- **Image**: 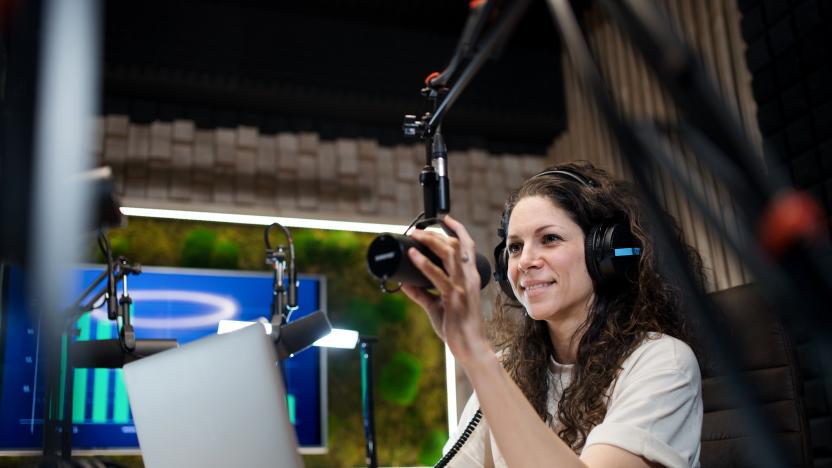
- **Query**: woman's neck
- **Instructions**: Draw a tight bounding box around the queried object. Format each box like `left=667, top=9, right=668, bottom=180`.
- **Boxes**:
left=545, top=298, right=594, bottom=364
left=546, top=316, right=584, bottom=364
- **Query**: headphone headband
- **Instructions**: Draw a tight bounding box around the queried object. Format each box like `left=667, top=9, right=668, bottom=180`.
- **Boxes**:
left=493, top=167, right=639, bottom=298
left=496, top=168, right=594, bottom=237
left=529, top=169, right=597, bottom=188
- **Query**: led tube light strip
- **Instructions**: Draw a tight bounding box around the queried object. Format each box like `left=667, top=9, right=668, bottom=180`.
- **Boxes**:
left=128, top=206, right=455, bottom=419
left=217, top=320, right=359, bottom=349
left=120, top=207, right=411, bottom=234
left=445, top=345, right=458, bottom=437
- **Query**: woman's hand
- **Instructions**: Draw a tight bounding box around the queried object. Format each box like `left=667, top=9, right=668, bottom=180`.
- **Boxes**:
left=400, top=215, right=491, bottom=365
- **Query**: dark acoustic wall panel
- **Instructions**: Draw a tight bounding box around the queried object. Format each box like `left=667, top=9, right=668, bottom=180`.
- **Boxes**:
left=740, top=0, right=832, bottom=223
left=739, top=1, right=832, bottom=466
left=0, top=0, right=41, bottom=264
left=100, top=0, right=566, bottom=155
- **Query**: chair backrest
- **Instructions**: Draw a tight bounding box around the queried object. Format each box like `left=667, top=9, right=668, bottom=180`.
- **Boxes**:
left=782, top=293, right=832, bottom=467
left=701, top=283, right=813, bottom=467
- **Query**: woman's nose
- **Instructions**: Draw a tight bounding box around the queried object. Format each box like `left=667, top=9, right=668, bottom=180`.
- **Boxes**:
left=517, top=247, right=542, bottom=272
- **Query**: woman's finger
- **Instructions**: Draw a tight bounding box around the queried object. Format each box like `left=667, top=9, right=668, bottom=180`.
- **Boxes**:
left=407, top=246, right=456, bottom=296
left=443, top=215, right=476, bottom=253
left=442, top=215, right=481, bottom=289
left=411, top=229, right=462, bottom=279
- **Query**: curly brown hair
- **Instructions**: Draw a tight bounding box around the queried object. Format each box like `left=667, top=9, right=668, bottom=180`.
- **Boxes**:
left=489, top=161, right=703, bottom=451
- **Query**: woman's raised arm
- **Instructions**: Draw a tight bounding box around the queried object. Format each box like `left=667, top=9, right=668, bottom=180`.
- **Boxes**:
left=402, top=215, right=653, bottom=468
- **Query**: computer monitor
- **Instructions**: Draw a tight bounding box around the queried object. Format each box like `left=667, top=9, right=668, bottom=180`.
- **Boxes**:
left=0, top=264, right=327, bottom=455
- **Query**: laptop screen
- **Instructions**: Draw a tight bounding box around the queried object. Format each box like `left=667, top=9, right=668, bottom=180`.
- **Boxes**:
left=123, top=321, right=304, bottom=468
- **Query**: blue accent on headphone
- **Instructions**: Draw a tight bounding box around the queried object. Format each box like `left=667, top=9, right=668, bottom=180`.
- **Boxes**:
left=614, top=247, right=641, bottom=257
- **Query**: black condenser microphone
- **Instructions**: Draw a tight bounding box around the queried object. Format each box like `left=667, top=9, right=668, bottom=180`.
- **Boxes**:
left=367, top=234, right=491, bottom=290
left=433, top=133, right=451, bottom=214
left=73, top=339, right=178, bottom=368
left=273, top=310, right=332, bottom=359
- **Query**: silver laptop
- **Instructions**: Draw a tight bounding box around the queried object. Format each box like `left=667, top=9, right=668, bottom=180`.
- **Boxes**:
left=123, top=321, right=304, bottom=468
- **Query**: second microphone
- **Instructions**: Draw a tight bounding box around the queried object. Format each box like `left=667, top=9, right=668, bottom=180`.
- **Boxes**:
left=367, top=233, right=491, bottom=290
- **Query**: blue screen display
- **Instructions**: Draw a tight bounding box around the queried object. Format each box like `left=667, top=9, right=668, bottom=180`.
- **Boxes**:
left=0, top=265, right=326, bottom=452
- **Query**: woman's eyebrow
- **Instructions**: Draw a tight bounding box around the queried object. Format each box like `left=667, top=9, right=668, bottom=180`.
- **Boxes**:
left=507, top=225, right=564, bottom=240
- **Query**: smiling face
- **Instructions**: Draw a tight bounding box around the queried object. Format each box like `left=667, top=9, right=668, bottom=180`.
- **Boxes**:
left=506, top=195, right=596, bottom=327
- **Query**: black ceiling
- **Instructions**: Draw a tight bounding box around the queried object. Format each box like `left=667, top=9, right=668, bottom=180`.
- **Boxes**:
left=102, top=0, right=566, bottom=154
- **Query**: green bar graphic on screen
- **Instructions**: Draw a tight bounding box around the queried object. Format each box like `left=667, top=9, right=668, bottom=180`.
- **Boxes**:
left=59, top=335, right=67, bottom=419
left=72, top=314, right=92, bottom=423
left=91, top=319, right=113, bottom=423
left=113, top=369, right=130, bottom=423
left=287, top=394, right=296, bottom=425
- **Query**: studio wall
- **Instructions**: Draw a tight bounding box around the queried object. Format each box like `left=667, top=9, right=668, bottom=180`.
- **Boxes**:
left=548, top=0, right=761, bottom=292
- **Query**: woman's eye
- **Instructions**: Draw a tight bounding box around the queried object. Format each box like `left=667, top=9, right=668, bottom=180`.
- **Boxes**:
left=506, top=243, right=522, bottom=255
left=542, top=234, right=562, bottom=244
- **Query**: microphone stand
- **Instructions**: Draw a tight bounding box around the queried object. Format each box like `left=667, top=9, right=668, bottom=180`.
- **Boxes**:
left=360, top=336, right=379, bottom=468
left=58, top=261, right=136, bottom=460
left=47, top=230, right=175, bottom=461
left=118, top=257, right=136, bottom=353
left=264, top=222, right=296, bottom=394
left=263, top=223, right=332, bottom=361
left=42, top=230, right=131, bottom=460
left=264, top=223, right=298, bottom=332
left=402, top=0, right=533, bottom=227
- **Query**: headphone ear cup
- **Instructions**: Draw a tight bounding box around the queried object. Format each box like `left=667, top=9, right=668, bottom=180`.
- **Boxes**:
left=588, top=223, right=641, bottom=288
left=493, top=240, right=507, bottom=282
left=493, top=241, right=515, bottom=298
left=585, top=225, right=604, bottom=287
left=603, top=223, right=641, bottom=285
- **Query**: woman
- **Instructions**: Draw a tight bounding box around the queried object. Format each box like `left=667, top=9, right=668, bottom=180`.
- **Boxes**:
left=403, top=162, right=703, bottom=468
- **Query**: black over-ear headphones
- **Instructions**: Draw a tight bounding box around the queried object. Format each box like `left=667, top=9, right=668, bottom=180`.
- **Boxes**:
left=492, top=169, right=641, bottom=298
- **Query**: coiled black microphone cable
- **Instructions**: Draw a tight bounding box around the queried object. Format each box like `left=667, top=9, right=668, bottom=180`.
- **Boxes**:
left=434, top=408, right=483, bottom=467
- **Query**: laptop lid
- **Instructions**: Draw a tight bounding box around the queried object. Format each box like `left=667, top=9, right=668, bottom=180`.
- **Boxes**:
left=123, top=321, right=304, bottom=468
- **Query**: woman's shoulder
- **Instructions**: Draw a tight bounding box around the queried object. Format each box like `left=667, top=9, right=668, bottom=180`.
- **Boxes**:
left=622, top=333, right=699, bottom=375
left=609, top=334, right=701, bottom=405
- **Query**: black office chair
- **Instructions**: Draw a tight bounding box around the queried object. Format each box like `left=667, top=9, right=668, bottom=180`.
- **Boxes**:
left=700, top=283, right=813, bottom=467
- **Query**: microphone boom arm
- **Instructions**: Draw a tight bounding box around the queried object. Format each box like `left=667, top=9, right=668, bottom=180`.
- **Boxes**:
left=403, top=0, right=533, bottom=221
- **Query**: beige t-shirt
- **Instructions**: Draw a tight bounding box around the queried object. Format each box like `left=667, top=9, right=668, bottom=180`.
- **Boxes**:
left=443, top=334, right=702, bottom=468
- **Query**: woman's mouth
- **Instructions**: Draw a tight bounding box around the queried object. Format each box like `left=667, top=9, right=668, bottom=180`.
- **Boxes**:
left=522, top=281, right=555, bottom=298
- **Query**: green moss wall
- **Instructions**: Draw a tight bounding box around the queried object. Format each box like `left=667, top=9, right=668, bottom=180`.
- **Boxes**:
left=97, top=218, right=448, bottom=467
